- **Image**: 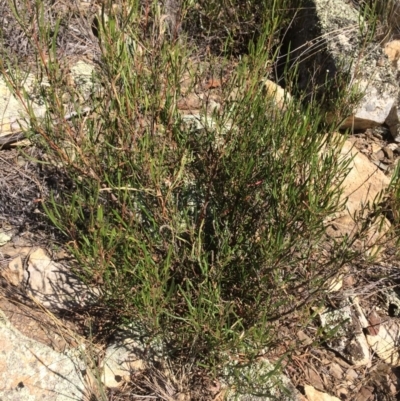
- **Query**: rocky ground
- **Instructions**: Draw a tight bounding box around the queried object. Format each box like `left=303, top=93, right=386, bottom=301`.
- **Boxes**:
left=2, top=0, right=400, bottom=400
left=1, top=76, right=400, bottom=401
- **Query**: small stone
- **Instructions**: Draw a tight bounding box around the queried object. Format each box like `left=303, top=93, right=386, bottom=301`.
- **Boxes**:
left=383, top=146, right=394, bottom=161
left=297, top=330, right=313, bottom=346
left=304, top=385, right=341, bottom=401
left=305, top=367, right=324, bottom=391
left=371, top=143, right=382, bottom=153
left=386, top=143, right=398, bottom=151
left=333, top=357, right=351, bottom=369
left=327, top=275, right=343, bottom=292
left=261, top=79, right=292, bottom=110
left=329, top=363, right=343, bottom=379
left=343, top=275, right=355, bottom=288
left=1, top=256, right=24, bottom=286
left=345, top=369, right=358, bottom=381
left=371, top=150, right=385, bottom=162
left=102, top=341, right=145, bottom=388
left=366, top=310, right=381, bottom=336
left=384, top=40, right=400, bottom=64
left=0, top=232, right=11, bottom=246
left=319, top=305, right=370, bottom=366
left=355, top=386, right=374, bottom=401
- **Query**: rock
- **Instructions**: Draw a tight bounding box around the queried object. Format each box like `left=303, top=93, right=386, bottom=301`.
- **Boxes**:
left=0, top=310, right=84, bottom=401
left=326, top=275, right=343, bottom=292
left=0, top=232, right=11, bottom=246
left=305, top=366, right=324, bottom=391
left=261, top=79, right=292, bottom=111
left=384, top=40, right=400, bottom=66
left=336, top=388, right=348, bottom=399
left=101, top=322, right=165, bottom=389
left=319, top=304, right=370, bottom=366
left=355, top=386, right=374, bottom=401
left=304, top=385, right=341, bottom=401
left=26, top=248, right=98, bottom=310
left=383, top=289, right=400, bottom=317
left=284, top=0, right=400, bottom=138
left=223, top=357, right=303, bottom=401
left=69, top=60, right=97, bottom=101
left=371, top=142, right=382, bottom=153
left=370, top=149, right=385, bottom=162
left=345, top=368, right=358, bottom=382
left=0, top=244, right=32, bottom=259
left=1, top=256, right=24, bottom=286
left=325, top=140, right=391, bottom=254
left=341, top=81, right=398, bottom=135
left=297, top=330, right=313, bottom=346
left=0, top=74, right=46, bottom=138
left=383, top=146, right=394, bottom=161
left=0, top=60, right=97, bottom=141
left=352, top=298, right=400, bottom=366
left=102, top=341, right=145, bottom=388
left=339, top=140, right=390, bottom=217
left=328, top=363, right=343, bottom=380
left=339, top=139, right=392, bottom=199
left=366, top=319, right=400, bottom=366
left=283, top=0, right=360, bottom=96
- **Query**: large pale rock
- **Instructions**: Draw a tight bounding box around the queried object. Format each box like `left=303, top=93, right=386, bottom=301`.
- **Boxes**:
left=0, top=310, right=84, bottom=401
left=285, top=0, right=400, bottom=138
left=26, top=248, right=98, bottom=310
left=0, top=61, right=97, bottom=140
left=325, top=141, right=391, bottom=260
left=0, top=74, right=46, bottom=137
left=341, top=82, right=397, bottom=132
left=326, top=214, right=390, bottom=258
left=283, top=0, right=360, bottom=94
left=340, top=140, right=390, bottom=206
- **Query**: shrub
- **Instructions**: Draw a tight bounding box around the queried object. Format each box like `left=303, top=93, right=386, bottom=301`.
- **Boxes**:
left=2, top=0, right=398, bottom=396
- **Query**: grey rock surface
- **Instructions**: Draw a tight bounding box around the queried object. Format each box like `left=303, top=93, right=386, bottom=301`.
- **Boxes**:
left=0, top=310, right=84, bottom=401
left=285, top=0, right=400, bottom=138
left=319, top=303, right=370, bottom=366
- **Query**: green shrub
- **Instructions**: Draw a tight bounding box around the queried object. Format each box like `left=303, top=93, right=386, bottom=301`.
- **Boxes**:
left=2, top=0, right=398, bottom=396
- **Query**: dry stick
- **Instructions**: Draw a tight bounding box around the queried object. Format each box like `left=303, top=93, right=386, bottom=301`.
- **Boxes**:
left=0, top=132, right=26, bottom=146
